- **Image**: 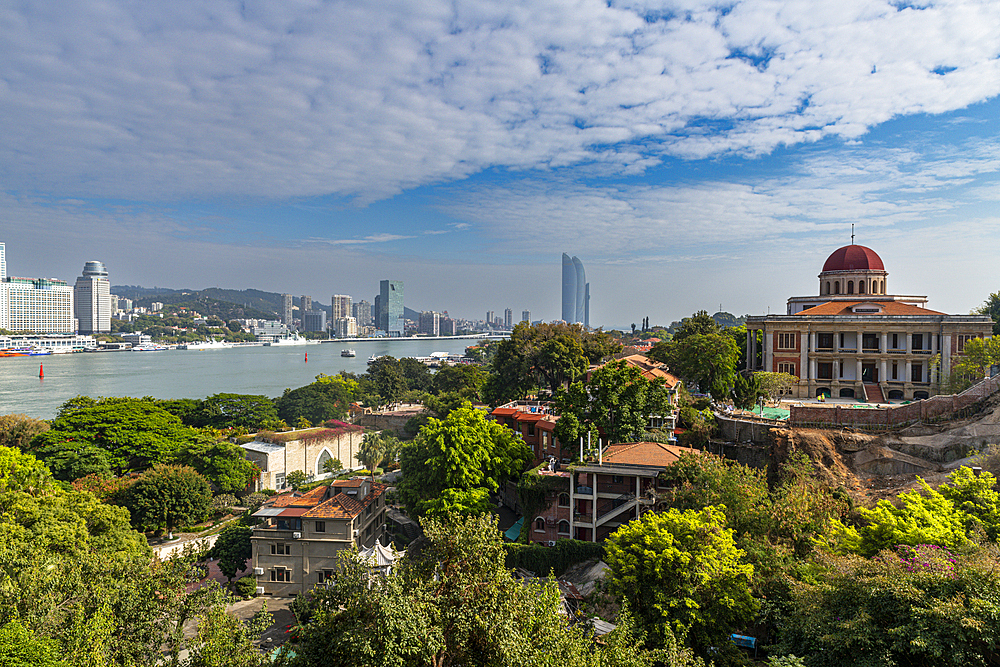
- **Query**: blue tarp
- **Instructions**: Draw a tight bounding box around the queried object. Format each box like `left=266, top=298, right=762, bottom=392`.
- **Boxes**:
left=504, top=516, right=523, bottom=541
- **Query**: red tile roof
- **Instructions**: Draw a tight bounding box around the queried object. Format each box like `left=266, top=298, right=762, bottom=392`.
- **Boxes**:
left=302, top=483, right=388, bottom=520
left=798, top=300, right=944, bottom=316
left=602, top=441, right=702, bottom=467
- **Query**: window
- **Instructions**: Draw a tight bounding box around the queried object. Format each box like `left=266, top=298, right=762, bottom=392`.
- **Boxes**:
left=892, top=362, right=898, bottom=380
left=612, top=475, right=624, bottom=484
left=558, top=521, right=570, bottom=535
left=957, top=334, right=978, bottom=352
left=817, top=362, right=833, bottom=380
left=777, top=362, right=795, bottom=377
left=834, top=281, right=840, bottom=294
left=270, top=567, right=290, bottom=582
left=542, top=431, right=550, bottom=448
left=558, top=493, right=570, bottom=507
left=847, top=281, right=854, bottom=294
left=859, top=281, right=865, bottom=294
left=892, top=333, right=899, bottom=349
left=534, top=517, right=546, bottom=532
left=276, top=518, right=301, bottom=531
left=315, top=521, right=326, bottom=533
left=271, top=543, right=290, bottom=555
left=912, top=333, right=923, bottom=351
left=527, top=423, right=535, bottom=436
left=317, top=569, right=334, bottom=584
left=777, top=333, right=796, bottom=350
left=816, top=333, right=833, bottom=349
left=912, top=364, right=924, bottom=383
left=275, top=473, right=286, bottom=489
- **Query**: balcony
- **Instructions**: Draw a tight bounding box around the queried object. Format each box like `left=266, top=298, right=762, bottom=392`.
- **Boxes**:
left=887, top=349, right=906, bottom=354
left=862, top=347, right=881, bottom=354
left=575, top=486, right=593, bottom=496
left=913, top=349, right=932, bottom=355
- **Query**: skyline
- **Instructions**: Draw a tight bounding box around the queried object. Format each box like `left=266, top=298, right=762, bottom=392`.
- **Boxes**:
left=3, top=1, right=1000, bottom=327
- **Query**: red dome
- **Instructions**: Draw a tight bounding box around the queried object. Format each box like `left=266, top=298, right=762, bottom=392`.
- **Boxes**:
left=822, top=245, right=884, bottom=272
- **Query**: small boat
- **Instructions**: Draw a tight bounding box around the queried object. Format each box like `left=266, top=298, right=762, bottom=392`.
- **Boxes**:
left=341, top=349, right=356, bottom=357
left=368, top=354, right=385, bottom=363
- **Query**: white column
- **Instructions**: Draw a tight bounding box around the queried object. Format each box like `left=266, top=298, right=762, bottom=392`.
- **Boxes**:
left=809, top=331, right=816, bottom=352
left=856, top=358, right=863, bottom=382
left=881, top=332, right=888, bottom=353
left=906, top=333, right=912, bottom=353
left=810, top=358, right=817, bottom=380
left=746, top=329, right=753, bottom=371
left=800, top=332, right=809, bottom=379
left=905, top=359, right=912, bottom=383
left=764, top=329, right=773, bottom=372
left=942, top=334, right=952, bottom=376
left=880, top=359, right=886, bottom=383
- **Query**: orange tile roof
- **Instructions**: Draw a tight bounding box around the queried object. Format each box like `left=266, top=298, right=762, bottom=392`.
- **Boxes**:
left=798, top=300, right=944, bottom=316
left=271, top=484, right=329, bottom=507
left=302, top=483, right=388, bottom=520
left=602, top=441, right=702, bottom=467
left=598, top=354, right=681, bottom=389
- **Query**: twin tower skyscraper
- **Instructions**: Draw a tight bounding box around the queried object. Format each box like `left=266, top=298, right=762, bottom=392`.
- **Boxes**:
left=561, top=253, right=589, bottom=328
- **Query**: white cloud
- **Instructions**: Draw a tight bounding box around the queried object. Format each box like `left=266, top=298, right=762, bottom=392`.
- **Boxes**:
left=2, top=0, right=999, bottom=201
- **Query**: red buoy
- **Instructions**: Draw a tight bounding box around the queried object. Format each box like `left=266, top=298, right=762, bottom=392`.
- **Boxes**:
left=39, top=363, right=44, bottom=379
left=304, top=352, right=308, bottom=362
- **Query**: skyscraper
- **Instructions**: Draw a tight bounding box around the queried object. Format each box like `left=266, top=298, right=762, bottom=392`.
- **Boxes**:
left=74, top=261, right=111, bottom=334
left=378, top=280, right=404, bottom=336
left=352, top=300, right=372, bottom=327
left=522, top=310, right=530, bottom=324
left=281, top=294, right=293, bottom=326
left=300, top=295, right=312, bottom=313
left=561, top=253, right=588, bottom=325
left=419, top=311, right=440, bottom=336
left=0, top=243, right=7, bottom=330
left=332, top=294, right=352, bottom=321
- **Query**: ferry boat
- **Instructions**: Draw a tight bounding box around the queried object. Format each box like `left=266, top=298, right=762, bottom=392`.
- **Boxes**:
left=368, top=354, right=385, bottom=363
left=178, top=340, right=232, bottom=350
left=341, top=349, right=356, bottom=357
left=264, top=334, right=308, bottom=346
left=132, top=343, right=169, bottom=352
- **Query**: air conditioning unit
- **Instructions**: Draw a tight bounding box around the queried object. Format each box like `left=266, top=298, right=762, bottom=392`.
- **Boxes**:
left=292, top=532, right=302, bottom=539
left=547, top=540, right=557, bottom=547
left=255, top=587, right=265, bottom=595
left=352, top=528, right=359, bottom=538
left=253, top=567, right=264, bottom=575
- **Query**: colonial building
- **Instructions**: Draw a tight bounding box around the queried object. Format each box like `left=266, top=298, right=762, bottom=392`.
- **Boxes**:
left=525, top=441, right=701, bottom=544
left=241, top=424, right=364, bottom=491
left=746, top=244, right=993, bottom=402
left=250, top=478, right=389, bottom=595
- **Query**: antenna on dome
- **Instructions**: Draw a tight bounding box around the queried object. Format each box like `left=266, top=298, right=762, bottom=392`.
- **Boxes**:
left=851, top=223, right=855, bottom=245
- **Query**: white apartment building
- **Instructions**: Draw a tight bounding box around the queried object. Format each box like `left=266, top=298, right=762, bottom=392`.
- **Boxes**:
left=5, top=277, right=74, bottom=333
left=332, top=294, right=352, bottom=322
left=74, top=261, right=112, bottom=334
left=335, top=316, right=357, bottom=338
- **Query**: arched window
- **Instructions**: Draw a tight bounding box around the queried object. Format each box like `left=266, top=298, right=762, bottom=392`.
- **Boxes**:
left=558, top=520, right=570, bottom=535
left=558, top=493, right=570, bottom=507
left=880, top=280, right=884, bottom=294
left=834, top=281, right=840, bottom=294
left=534, top=517, right=546, bottom=532
left=847, top=281, right=854, bottom=294
left=859, top=281, right=865, bottom=294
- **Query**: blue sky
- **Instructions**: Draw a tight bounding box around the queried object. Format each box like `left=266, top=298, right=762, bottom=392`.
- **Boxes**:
left=2, top=0, right=1000, bottom=327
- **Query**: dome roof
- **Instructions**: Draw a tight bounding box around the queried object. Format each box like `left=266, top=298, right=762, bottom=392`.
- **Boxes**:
left=821, top=245, right=884, bottom=273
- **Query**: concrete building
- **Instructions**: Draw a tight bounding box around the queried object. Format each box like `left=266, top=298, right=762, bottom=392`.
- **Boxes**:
left=332, top=294, right=352, bottom=322
left=522, top=310, right=530, bottom=324
left=254, top=321, right=291, bottom=343
left=335, top=316, right=357, bottom=338
left=440, top=317, right=456, bottom=336
left=300, top=295, right=312, bottom=314
left=504, top=308, right=513, bottom=329
left=281, top=294, right=293, bottom=327
left=0, top=243, right=7, bottom=331
left=240, top=424, right=365, bottom=491
left=378, top=280, right=404, bottom=336
left=250, top=479, right=388, bottom=595
left=352, top=300, right=372, bottom=327
left=485, top=310, right=495, bottom=327
left=4, top=277, right=74, bottom=333
left=302, top=310, right=327, bottom=333
left=74, top=261, right=111, bottom=334
left=746, top=244, right=994, bottom=402
left=419, top=310, right=440, bottom=336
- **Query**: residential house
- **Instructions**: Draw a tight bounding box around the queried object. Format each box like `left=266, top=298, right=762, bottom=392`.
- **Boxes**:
left=250, top=478, right=389, bottom=595
left=241, top=423, right=364, bottom=491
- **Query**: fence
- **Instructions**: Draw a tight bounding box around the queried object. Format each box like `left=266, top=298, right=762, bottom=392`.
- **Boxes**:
left=788, top=375, right=1000, bottom=430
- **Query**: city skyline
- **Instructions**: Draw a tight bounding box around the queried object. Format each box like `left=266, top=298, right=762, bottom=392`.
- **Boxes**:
left=3, top=2, right=1000, bottom=326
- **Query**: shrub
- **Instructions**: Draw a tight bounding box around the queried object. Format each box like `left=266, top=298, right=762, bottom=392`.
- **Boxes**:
left=504, top=539, right=605, bottom=577
left=210, top=493, right=238, bottom=513
left=233, top=574, right=257, bottom=599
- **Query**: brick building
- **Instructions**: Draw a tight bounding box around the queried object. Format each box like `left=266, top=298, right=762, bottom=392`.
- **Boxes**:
left=489, top=401, right=563, bottom=465
left=746, top=244, right=993, bottom=402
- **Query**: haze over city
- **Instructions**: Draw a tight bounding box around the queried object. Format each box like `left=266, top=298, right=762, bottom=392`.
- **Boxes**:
left=3, top=0, right=1000, bottom=326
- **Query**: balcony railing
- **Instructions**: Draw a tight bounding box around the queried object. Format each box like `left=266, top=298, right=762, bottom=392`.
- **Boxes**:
left=575, top=486, right=593, bottom=496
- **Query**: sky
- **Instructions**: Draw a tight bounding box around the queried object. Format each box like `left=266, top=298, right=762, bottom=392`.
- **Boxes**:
left=2, top=0, right=1000, bottom=328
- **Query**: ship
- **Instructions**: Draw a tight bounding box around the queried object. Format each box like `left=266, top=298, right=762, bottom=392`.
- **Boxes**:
left=341, top=349, right=356, bottom=357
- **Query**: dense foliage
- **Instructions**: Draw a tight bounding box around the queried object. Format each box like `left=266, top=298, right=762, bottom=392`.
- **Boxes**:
left=121, top=463, right=213, bottom=534
left=275, top=373, right=359, bottom=424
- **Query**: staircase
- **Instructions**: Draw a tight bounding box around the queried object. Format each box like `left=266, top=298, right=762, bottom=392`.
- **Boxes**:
left=865, top=383, right=886, bottom=404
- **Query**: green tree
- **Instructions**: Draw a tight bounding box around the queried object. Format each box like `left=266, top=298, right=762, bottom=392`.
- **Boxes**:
left=397, top=357, right=434, bottom=392
left=755, top=371, right=799, bottom=403
left=367, top=356, right=408, bottom=407
left=671, top=310, right=721, bottom=340
left=121, top=464, right=212, bottom=536
left=275, top=373, right=359, bottom=425
left=951, top=336, right=1000, bottom=383
left=172, top=438, right=258, bottom=494
left=732, top=372, right=764, bottom=410
left=356, top=430, right=401, bottom=479
left=210, top=523, right=253, bottom=585
left=605, top=506, right=757, bottom=652
left=432, top=363, right=487, bottom=397
left=975, top=290, right=1000, bottom=336
left=649, top=333, right=739, bottom=400
left=285, top=470, right=308, bottom=490
left=321, top=457, right=343, bottom=475
left=938, top=466, right=1000, bottom=541
left=196, top=393, right=279, bottom=430
left=30, top=396, right=208, bottom=479
left=283, top=513, right=686, bottom=667
left=0, top=618, right=68, bottom=667
left=0, top=413, right=49, bottom=450
left=554, top=360, right=672, bottom=447
left=398, top=404, right=532, bottom=517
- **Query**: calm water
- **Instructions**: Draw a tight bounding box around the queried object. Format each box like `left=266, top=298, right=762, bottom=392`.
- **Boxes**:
left=0, top=338, right=493, bottom=419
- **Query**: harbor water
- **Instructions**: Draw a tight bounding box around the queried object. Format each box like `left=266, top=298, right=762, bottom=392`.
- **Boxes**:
left=0, top=338, right=492, bottom=419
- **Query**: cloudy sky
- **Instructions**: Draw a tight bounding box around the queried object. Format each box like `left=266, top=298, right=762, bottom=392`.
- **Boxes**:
left=2, top=0, right=1000, bottom=327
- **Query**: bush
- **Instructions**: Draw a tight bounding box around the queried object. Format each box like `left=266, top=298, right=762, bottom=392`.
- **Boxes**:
left=210, top=493, right=238, bottom=513
left=504, top=539, right=605, bottom=577
left=233, top=574, right=258, bottom=599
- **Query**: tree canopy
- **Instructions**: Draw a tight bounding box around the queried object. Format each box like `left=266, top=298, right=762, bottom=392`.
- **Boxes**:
left=120, top=464, right=213, bottom=535
left=275, top=373, right=359, bottom=425
left=649, top=331, right=739, bottom=400
left=398, top=403, right=532, bottom=517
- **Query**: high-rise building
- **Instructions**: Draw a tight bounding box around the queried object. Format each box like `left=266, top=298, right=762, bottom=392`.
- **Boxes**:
left=504, top=308, right=513, bottom=328
left=335, top=316, right=357, bottom=338
left=301, top=295, right=312, bottom=314
left=332, top=294, right=352, bottom=321
left=440, top=318, right=456, bottom=336
left=485, top=310, right=495, bottom=327
left=378, top=280, right=404, bottom=336
left=303, top=310, right=327, bottom=332
left=0, top=243, right=7, bottom=331
left=352, top=300, right=372, bottom=327
left=5, top=277, right=74, bottom=333
left=522, top=310, right=530, bottom=324
left=419, top=311, right=440, bottom=336
left=74, top=261, right=111, bottom=334
left=281, top=294, right=293, bottom=327
left=561, top=253, right=589, bottom=325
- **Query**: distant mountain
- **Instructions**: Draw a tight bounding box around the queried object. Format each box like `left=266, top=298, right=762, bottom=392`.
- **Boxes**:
left=112, top=285, right=281, bottom=320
